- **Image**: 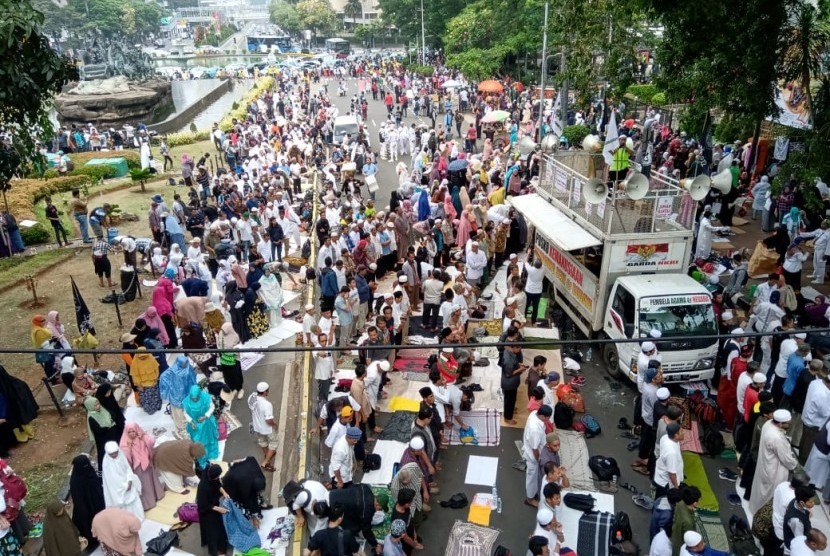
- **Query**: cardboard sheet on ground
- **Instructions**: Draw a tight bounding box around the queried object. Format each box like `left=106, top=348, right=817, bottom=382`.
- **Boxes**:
left=464, top=455, right=499, bottom=486
left=362, top=440, right=407, bottom=485
left=559, top=490, right=615, bottom=550
left=467, top=503, right=492, bottom=526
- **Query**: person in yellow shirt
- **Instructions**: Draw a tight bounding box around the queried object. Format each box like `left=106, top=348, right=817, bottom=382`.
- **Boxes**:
left=488, top=182, right=506, bottom=205
left=609, top=135, right=634, bottom=184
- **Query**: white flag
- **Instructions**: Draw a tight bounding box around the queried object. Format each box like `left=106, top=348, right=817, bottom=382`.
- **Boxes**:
left=552, top=89, right=564, bottom=137
left=602, top=110, right=619, bottom=166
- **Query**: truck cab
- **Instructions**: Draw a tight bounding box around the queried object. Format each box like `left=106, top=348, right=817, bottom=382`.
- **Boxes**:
left=603, top=275, right=717, bottom=383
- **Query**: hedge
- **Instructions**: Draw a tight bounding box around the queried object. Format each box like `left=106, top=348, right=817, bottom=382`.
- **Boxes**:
left=7, top=175, right=93, bottom=220
left=164, top=130, right=211, bottom=148
left=218, top=77, right=276, bottom=132
left=69, top=150, right=141, bottom=169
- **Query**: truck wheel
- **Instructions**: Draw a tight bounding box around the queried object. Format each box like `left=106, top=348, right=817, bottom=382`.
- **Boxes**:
left=602, top=342, right=623, bottom=379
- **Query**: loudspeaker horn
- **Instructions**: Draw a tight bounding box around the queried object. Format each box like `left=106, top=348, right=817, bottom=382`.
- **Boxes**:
left=582, top=178, right=609, bottom=204
left=518, top=136, right=537, bottom=155
left=624, top=172, right=650, bottom=200
left=711, top=168, right=733, bottom=194
left=717, top=153, right=733, bottom=174
left=683, top=174, right=711, bottom=201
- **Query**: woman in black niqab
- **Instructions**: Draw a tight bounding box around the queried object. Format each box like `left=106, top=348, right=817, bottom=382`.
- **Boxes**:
left=0, top=365, right=38, bottom=455
left=68, top=454, right=104, bottom=549
left=196, top=463, right=228, bottom=556
left=94, top=383, right=125, bottom=442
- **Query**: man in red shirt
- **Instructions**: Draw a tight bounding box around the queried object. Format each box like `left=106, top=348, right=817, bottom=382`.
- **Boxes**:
left=385, top=92, right=394, bottom=114
left=465, top=124, right=478, bottom=153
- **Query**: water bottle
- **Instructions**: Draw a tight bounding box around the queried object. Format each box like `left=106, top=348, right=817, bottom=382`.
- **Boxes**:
left=586, top=347, right=593, bottom=362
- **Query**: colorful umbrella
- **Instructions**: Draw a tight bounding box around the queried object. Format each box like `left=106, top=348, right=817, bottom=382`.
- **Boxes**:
left=481, top=110, right=510, bottom=123
left=478, top=79, right=504, bottom=94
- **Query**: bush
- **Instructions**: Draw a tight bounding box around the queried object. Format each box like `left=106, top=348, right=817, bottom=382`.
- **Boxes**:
left=713, top=114, right=756, bottom=144
left=562, top=124, right=590, bottom=146
left=20, top=224, right=51, bottom=245
left=6, top=175, right=93, bottom=220
left=164, top=130, right=211, bottom=148
left=407, top=64, right=435, bottom=77
left=652, top=92, right=667, bottom=105
left=626, top=84, right=658, bottom=101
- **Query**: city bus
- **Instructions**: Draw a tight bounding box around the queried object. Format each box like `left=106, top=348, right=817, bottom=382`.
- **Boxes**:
left=324, top=37, right=350, bottom=56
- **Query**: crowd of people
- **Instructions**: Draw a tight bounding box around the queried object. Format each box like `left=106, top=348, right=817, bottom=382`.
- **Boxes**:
left=8, top=46, right=830, bottom=556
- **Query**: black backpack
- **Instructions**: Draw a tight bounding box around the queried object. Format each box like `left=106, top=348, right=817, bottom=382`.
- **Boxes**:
left=554, top=402, right=575, bottom=430
left=589, top=455, right=620, bottom=482
left=702, top=422, right=725, bottom=456
left=494, top=547, right=512, bottom=556
left=363, top=453, right=382, bottom=472
left=281, top=479, right=307, bottom=507
left=301, top=239, right=311, bottom=259
left=614, top=511, right=632, bottom=542
left=563, top=492, right=596, bottom=511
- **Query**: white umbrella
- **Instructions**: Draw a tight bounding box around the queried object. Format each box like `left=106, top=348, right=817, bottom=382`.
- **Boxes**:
left=442, top=80, right=461, bottom=88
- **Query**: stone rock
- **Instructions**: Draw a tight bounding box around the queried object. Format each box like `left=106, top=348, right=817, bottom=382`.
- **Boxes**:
left=66, top=76, right=131, bottom=95
left=54, top=78, right=173, bottom=128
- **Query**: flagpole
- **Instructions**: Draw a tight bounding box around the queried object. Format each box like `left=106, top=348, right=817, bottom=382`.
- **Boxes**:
left=537, top=1, right=549, bottom=143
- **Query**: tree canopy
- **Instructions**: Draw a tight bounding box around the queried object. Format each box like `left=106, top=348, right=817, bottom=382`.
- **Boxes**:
left=269, top=1, right=303, bottom=34
left=30, top=0, right=166, bottom=41
left=442, top=0, right=652, bottom=95
left=295, top=0, right=338, bottom=36
left=0, top=0, right=78, bottom=186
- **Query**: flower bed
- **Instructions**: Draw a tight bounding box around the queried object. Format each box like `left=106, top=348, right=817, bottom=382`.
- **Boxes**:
left=218, top=76, right=276, bottom=132
left=8, top=175, right=92, bottom=220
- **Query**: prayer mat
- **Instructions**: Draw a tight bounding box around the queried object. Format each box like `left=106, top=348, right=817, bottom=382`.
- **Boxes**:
left=404, top=370, right=430, bottom=382
left=680, top=420, right=704, bottom=453
left=378, top=411, right=418, bottom=443
left=370, top=485, right=393, bottom=540
left=399, top=348, right=434, bottom=359
left=447, top=409, right=501, bottom=446
left=240, top=352, right=264, bottom=372
left=387, top=396, right=422, bottom=412
left=362, top=440, right=407, bottom=486
left=443, top=520, right=500, bottom=556
left=558, top=430, right=598, bottom=492
left=393, top=358, right=429, bottom=373
left=682, top=452, right=719, bottom=512
left=696, top=511, right=730, bottom=553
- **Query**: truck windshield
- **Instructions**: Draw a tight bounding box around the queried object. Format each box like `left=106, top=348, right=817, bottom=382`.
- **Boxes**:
left=639, top=302, right=716, bottom=336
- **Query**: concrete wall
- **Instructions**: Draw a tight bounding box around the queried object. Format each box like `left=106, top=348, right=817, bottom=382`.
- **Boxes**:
left=147, top=79, right=231, bottom=135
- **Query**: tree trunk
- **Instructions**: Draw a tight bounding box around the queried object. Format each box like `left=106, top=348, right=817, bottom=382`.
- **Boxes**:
left=748, top=119, right=762, bottom=178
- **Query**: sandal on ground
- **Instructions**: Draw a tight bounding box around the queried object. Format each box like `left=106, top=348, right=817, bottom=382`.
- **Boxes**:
left=626, top=440, right=639, bottom=451
left=261, top=463, right=276, bottom=472
left=632, top=494, right=654, bottom=510
left=631, top=465, right=649, bottom=476
left=619, top=482, right=638, bottom=494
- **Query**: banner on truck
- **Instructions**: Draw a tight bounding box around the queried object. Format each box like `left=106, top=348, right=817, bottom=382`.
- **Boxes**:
left=608, top=241, right=687, bottom=273
left=535, top=235, right=596, bottom=313
left=641, top=294, right=711, bottom=307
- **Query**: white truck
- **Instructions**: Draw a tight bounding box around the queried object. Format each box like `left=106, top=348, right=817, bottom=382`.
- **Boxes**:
left=509, top=152, right=718, bottom=383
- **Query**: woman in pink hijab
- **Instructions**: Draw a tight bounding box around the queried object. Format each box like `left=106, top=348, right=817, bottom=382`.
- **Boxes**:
left=443, top=192, right=458, bottom=222
left=46, top=311, right=71, bottom=350
left=401, top=199, right=417, bottom=224
left=92, top=508, right=142, bottom=556
left=138, top=306, right=169, bottom=346
left=119, top=423, right=164, bottom=511
left=456, top=207, right=474, bottom=248
left=151, top=272, right=178, bottom=348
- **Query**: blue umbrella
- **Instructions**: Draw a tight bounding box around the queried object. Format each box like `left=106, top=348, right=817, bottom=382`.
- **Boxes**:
left=448, top=159, right=469, bottom=172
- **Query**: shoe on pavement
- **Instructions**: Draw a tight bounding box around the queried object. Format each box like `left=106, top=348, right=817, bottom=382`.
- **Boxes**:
left=237, top=389, right=245, bottom=400
left=422, top=503, right=431, bottom=512
left=718, top=468, right=739, bottom=481
left=632, top=494, right=654, bottom=510
left=429, top=486, right=440, bottom=495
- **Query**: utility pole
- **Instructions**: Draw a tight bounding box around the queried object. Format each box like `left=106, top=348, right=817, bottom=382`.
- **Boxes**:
left=537, top=1, right=549, bottom=142
left=420, top=0, right=426, bottom=64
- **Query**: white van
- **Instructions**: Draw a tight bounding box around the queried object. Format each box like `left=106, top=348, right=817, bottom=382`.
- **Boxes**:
left=333, top=115, right=360, bottom=144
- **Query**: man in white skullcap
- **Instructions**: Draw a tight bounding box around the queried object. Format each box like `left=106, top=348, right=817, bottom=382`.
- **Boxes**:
left=302, top=303, right=317, bottom=346
left=249, top=381, right=277, bottom=471
left=750, top=409, right=799, bottom=513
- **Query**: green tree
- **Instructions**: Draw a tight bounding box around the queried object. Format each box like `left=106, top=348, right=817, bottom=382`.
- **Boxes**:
left=778, top=1, right=830, bottom=126
left=0, top=0, right=78, bottom=207
left=270, top=0, right=302, bottom=34
left=377, top=0, right=467, bottom=49
left=296, top=0, right=337, bottom=37
left=343, top=0, right=361, bottom=28
left=443, top=0, right=648, bottom=98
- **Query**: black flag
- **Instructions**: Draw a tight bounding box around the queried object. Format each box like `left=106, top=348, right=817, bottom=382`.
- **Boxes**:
left=70, top=276, right=96, bottom=336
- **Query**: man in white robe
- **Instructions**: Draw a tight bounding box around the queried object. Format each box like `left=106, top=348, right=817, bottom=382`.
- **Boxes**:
left=750, top=409, right=799, bottom=514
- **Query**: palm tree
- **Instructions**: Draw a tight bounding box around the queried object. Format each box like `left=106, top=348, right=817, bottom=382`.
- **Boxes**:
left=779, top=2, right=830, bottom=126
left=343, top=0, right=361, bottom=29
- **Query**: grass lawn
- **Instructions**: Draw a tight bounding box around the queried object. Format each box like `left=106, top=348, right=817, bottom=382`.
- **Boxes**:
left=0, top=249, right=74, bottom=292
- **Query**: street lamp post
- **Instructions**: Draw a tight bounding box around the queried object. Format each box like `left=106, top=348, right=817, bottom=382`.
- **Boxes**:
left=537, top=2, right=548, bottom=142
left=420, top=0, right=426, bottom=64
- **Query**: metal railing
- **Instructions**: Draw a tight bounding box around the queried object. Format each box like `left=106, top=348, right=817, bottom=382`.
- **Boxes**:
left=537, top=152, right=696, bottom=238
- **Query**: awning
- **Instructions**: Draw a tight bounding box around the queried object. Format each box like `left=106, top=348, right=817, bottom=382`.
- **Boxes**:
left=508, top=193, right=602, bottom=251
